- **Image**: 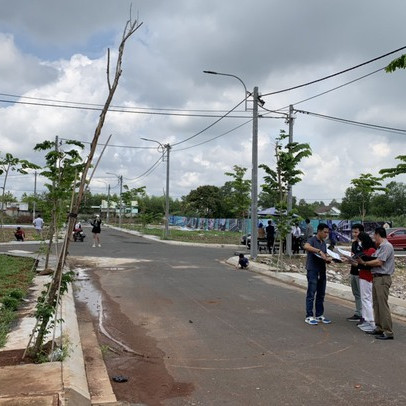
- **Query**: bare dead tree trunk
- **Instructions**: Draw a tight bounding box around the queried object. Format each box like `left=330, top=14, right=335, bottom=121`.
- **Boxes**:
left=32, top=15, right=143, bottom=355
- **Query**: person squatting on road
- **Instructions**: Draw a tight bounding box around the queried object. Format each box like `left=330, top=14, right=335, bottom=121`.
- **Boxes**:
left=237, top=253, right=249, bottom=269
left=14, top=226, right=25, bottom=241
left=353, top=232, right=376, bottom=333
left=346, top=223, right=364, bottom=323
left=91, top=214, right=102, bottom=247
left=303, top=223, right=333, bottom=326
left=356, top=227, right=395, bottom=340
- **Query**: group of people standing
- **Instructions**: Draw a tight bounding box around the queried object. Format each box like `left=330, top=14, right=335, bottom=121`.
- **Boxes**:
left=304, top=222, right=395, bottom=340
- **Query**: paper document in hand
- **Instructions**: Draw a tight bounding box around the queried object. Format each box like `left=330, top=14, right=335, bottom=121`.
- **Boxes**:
left=337, top=248, right=353, bottom=260
left=327, top=248, right=343, bottom=262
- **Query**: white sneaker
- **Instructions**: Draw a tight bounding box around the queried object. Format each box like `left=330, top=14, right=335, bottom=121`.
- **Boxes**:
left=92, top=244, right=96, bottom=248
left=305, top=317, right=318, bottom=325
left=357, top=322, right=370, bottom=330
left=316, top=315, right=332, bottom=324
left=359, top=322, right=375, bottom=332
left=98, top=244, right=101, bottom=247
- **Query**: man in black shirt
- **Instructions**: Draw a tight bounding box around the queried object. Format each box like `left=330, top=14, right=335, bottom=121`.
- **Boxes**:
left=303, top=223, right=332, bottom=325
left=346, top=223, right=364, bottom=322
left=265, top=220, right=275, bottom=254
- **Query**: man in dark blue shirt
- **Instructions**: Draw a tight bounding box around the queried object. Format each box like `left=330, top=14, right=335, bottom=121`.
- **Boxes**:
left=303, top=223, right=332, bottom=325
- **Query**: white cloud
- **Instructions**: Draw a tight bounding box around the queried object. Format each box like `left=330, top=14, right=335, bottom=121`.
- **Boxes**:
left=1, top=1, right=406, bottom=203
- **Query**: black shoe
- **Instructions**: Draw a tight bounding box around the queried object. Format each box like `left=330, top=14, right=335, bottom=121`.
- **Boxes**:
left=375, top=333, right=394, bottom=340
left=365, top=329, right=383, bottom=335
left=356, top=318, right=365, bottom=326
left=347, top=315, right=362, bottom=322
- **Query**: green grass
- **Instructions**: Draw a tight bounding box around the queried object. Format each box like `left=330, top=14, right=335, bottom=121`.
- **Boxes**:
left=0, top=255, right=36, bottom=347
left=123, top=225, right=242, bottom=245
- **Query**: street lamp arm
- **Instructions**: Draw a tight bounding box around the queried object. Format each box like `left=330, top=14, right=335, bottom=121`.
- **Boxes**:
left=140, top=137, right=166, bottom=153
left=203, top=70, right=248, bottom=111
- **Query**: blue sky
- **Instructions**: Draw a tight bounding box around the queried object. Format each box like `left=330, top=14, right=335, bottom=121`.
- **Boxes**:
left=1, top=0, right=406, bottom=203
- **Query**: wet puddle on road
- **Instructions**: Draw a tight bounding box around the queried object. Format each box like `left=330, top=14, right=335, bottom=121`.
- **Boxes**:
left=74, top=267, right=101, bottom=318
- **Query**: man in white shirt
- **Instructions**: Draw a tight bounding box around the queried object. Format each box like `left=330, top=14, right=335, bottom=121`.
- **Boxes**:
left=33, top=214, right=44, bottom=238
left=291, top=223, right=301, bottom=254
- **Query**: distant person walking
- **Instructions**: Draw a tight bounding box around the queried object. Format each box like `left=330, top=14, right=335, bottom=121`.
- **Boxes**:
left=303, top=223, right=332, bottom=326
left=33, top=214, right=44, bottom=238
left=91, top=214, right=102, bottom=247
left=304, top=219, right=314, bottom=243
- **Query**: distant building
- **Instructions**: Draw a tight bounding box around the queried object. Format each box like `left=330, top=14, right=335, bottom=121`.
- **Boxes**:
left=314, top=205, right=341, bottom=217
left=4, top=202, right=30, bottom=217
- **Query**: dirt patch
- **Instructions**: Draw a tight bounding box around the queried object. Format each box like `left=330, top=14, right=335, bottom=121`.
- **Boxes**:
left=0, top=348, right=34, bottom=366
left=72, top=260, right=194, bottom=406
left=257, top=251, right=406, bottom=299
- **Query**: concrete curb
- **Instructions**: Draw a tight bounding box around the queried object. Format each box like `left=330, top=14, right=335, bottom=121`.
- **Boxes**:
left=0, top=251, right=104, bottom=405
left=226, top=255, right=406, bottom=319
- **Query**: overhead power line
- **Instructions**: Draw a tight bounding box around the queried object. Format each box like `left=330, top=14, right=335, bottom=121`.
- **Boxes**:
left=261, top=45, right=406, bottom=97
left=295, top=109, right=406, bottom=135
left=171, top=98, right=246, bottom=147
left=0, top=97, right=253, bottom=119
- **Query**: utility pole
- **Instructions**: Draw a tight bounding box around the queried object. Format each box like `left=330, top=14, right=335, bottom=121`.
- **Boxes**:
left=250, top=86, right=259, bottom=260
left=286, top=104, right=294, bottom=256
left=140, top=137, right=171, bottom=239
left=164, top=144, right=171, bottom=239
left=107, top=184, right=110, bottom=223
left=33, top=171, right=37, bottom=220
left=119, top=175, right=123, bottom=228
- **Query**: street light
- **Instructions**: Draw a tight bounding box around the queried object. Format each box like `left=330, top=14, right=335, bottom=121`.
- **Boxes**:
left=106, top=172, right=123, bottom=228
left=204, top=70, right=259, bottom=259
left=141, top=137, right=171, bottom=239
left=203, top=70, right=248, bottom=112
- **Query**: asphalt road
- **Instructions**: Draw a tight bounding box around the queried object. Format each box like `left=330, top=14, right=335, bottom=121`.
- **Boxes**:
left=5, top=227, right=406, bottom=405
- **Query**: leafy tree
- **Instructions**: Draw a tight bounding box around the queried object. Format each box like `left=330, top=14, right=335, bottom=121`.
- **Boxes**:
left=350, top=173, right=385, bottom=221
left=182, top=185, right=225, bottom=217
left=0, top=191, right=17, bottom=203
left=386, top=55, right=406, bottom=72
left=224, top=165, right=251, bottom=220
left=296, top=198, right=316, bottom=219
left=259, top=130, right=311, bottom=262
left=370, top=181, right=406, bottom=217
left=380, top=155, right=406, bottom=179
left=340, top=187, right=364, bottom=219
left=258, top=190, right=279, bottom=209
left=0, top=152, right=40, bottom=229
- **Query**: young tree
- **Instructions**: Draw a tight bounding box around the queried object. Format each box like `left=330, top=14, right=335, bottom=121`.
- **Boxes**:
left=121, top=185, right=146, bottom=220
left=182, top=185, right=225, bottom=218
left=34, top=139, right=85, bottom=268
left=30, top=14, right=143, bottom=357
left=350, top=173, right=385, bottom=221
left=224, top=165, right=251, bottom=233
left=259, top=130, right=311, bottom=264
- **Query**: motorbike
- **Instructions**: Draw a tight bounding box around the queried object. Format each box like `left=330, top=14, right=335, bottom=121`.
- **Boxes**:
left=73, top=228, right=86, bottom=242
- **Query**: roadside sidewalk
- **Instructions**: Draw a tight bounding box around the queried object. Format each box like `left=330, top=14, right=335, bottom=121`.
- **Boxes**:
left=226, top=255, right=406, bottom=319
